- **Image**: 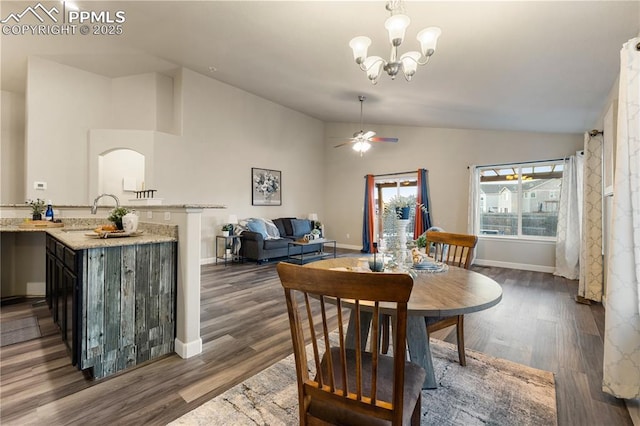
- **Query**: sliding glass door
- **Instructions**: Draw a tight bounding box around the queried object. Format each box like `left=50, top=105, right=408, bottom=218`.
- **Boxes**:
left=373, top=174, right=417, bottom=252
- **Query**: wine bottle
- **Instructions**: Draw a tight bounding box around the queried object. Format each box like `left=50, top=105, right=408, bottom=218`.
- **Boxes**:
left=45, top=200, right=54, bottom=221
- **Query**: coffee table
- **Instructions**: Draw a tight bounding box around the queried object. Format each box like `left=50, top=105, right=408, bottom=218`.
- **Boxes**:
left=286, top=238, right=337, bottom=265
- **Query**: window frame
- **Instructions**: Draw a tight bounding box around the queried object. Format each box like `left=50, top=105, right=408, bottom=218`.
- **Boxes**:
left=476, top=160, right=564, bottom=241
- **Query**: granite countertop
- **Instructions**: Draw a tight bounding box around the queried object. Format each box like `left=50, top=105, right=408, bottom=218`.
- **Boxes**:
left=46, top=228, right=176, bottom=250
left=0, top=218, right=178, bottom=250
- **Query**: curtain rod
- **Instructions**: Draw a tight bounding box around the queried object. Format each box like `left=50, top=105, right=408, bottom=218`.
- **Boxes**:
left=471, top=158, right=568, bottom=169
left=364, top=170, right=417, bottom=178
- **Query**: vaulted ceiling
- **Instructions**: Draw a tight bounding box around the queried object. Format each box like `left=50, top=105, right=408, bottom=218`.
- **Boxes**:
left=2, top=1, right=638, bottom=133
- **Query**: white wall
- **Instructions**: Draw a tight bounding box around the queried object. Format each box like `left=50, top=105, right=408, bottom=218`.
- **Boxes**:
left=0, top=90, right=25, bottom=204
left=164, top=68, right=325, bottom=261
left=111, top=73, right=159, bottom=131
left=323, top=122, right=583, bottom=268
left=111, top=72, right=175, bottom=133
left=26, top=57, right=112, bottom=205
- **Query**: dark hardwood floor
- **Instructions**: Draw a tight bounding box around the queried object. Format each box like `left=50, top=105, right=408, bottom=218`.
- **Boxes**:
left=0, top=250, right=632, bottom=425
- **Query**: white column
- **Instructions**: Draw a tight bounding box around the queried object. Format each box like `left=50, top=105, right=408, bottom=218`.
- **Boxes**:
left=174, top=208, right=203, bottom=358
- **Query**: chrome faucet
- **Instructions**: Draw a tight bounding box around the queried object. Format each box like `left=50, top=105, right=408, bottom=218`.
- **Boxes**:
left=91, top=193, right=120, bottom=214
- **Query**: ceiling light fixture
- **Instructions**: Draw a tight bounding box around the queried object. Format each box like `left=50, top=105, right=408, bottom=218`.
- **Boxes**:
left=349, top=0, right=441, bottom=84
left=352, top=139, right=372, bottom=153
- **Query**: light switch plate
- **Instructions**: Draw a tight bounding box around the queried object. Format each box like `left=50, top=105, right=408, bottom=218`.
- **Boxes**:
left=147, top=211, right=153, bottom=219
left=34, top=181, right=47, bottom=190
left=164, top=212, right=171, bottom=221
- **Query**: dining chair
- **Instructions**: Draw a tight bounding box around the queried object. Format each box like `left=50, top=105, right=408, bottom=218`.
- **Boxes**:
left=277, top=262, right=426, bottom=426
left=424, top=230, right=478, bottom=366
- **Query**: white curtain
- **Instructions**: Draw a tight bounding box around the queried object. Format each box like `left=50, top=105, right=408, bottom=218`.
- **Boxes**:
left=555, top=155, right=582, bottom=280
left=603, top=37, right=640, bottom=399
left=467, top=166, right=479, bottom=235
left=579, top=134, right=604, bottom=302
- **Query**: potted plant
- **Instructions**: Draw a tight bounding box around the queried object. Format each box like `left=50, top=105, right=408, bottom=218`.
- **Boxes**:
left=26, top=198, right=46, bottom=220
left=313, top=221, right=323, bottom=237
left=222, top=223, right=234, bottom=237
left=107, top=206, right=132, bottom=230
left=388, top=195, right=412, bottom=220
left=414, top=233, right=427, bottom=252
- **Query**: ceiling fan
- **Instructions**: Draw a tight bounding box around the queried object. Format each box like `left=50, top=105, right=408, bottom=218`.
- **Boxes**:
left=333, top=96, right=399, bottom=155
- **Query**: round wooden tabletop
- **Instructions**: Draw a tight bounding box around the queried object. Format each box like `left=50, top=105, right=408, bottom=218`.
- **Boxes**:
left=305, top=257, right=503, bottom=317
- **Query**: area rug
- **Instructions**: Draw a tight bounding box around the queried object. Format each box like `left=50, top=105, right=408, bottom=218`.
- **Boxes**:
left=0, top=316, right=41, bottom=347
left=170, top=339, right=557, bottom=426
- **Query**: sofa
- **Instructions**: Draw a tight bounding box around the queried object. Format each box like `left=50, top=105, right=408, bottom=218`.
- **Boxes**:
left=240, top=217, right=321, bottom=263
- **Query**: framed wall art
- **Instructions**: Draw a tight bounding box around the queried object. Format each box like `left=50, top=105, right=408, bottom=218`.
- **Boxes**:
left=252, top=168, right=282, bottom=206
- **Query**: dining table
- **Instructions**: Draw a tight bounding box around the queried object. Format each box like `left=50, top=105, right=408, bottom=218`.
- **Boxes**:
left=305, top=257, right=503, bottom=389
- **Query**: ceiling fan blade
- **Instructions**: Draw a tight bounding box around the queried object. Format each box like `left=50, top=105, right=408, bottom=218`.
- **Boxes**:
left=333, top=140, right=357, bottom=148
left=369, top=137, right=399, bottom=143
left=362, top=130, right=376, bottom=139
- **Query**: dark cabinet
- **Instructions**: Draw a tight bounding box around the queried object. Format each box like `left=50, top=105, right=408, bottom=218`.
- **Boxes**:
left=45, top=235, right=80, bottom=366
left=45, top=234, right=177, bottom=379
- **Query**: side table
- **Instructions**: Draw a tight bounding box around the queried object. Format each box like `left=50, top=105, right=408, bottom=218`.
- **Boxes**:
left=215, top=234, right=243, bottom=266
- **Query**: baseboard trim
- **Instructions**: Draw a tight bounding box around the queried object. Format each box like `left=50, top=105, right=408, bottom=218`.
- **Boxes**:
left=336, top=243, right=362, bottom=251
left=474, top=259, right=555, bottom=273
left=175, top=337, right=202, bottom=359
left=201, top=257, right=215, bottom=265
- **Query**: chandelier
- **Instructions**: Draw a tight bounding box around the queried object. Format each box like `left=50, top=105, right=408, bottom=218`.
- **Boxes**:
left=349, top=0, right=442, bottom=84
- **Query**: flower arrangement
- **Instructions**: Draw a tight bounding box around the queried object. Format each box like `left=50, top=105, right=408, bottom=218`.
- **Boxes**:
left=107, top=206, right=131, bottom=230
left=254, top=171, right=280, bottom=199
left=26, top=198, right=46, bottom=216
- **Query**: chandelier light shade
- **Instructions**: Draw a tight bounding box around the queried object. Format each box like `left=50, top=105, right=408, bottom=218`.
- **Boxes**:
left=417, top=27, right=442, bottom=55
left=349, top=1, right=441, bottom=84
left=384, top=14, right=410, bottom=45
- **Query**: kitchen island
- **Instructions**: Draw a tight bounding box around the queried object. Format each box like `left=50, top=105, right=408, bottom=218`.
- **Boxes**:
left=2, top=221, right=178, bottom=379
left=2, top=203, right=224, bottom=364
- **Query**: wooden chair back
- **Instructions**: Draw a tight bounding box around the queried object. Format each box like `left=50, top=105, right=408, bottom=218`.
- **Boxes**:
left=426, top=231, right=478, bottom=269
left=276, top=262, right=419, bottom=426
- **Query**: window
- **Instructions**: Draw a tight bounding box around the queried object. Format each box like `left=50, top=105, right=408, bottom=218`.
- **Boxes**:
left=477, top=161, right=563, bottom=238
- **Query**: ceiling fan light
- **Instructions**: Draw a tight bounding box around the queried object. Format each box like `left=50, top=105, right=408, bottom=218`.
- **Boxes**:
left=349, top=36, right=372, bottom=64
left=363, top=56, right=384, bottom=82
left=353, top=141, right=372, bottom=153
left=417, top=27, right=442, bottom=57
left=385, top=14, right=410, bottom=46
left=400, top=51, right=421, bottom=78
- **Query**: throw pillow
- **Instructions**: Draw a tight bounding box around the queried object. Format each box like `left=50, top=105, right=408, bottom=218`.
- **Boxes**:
left=282, top=217, right=296, bottom=236
left=263, top=219, right=280, bottom=239
left=273, top=218, right=287, bottom=237
left=247, top=219, right=269, bottom=239
left=291, top=219, right=312, bottom=237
